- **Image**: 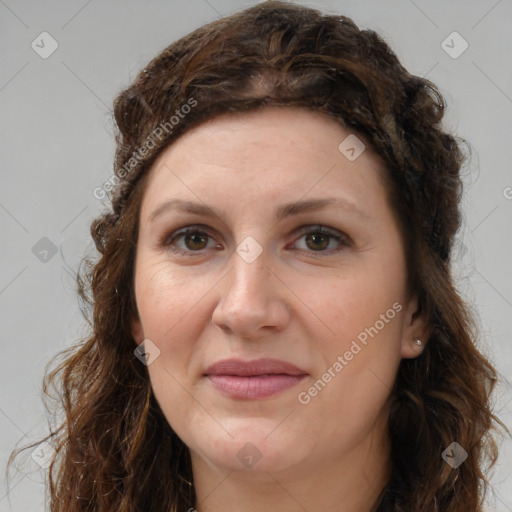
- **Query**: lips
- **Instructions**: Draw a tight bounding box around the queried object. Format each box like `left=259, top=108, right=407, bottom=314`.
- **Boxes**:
left=204, top=357, right=307, bottom=377
left=204, top=358, right=308, bottom=399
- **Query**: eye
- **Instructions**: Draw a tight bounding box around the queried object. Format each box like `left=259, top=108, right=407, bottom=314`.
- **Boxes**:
left=162, top=226, right=218, bottom=255
left=291, top=225, right=351, bottom=256
left=161, top=224, right=351, bottom=256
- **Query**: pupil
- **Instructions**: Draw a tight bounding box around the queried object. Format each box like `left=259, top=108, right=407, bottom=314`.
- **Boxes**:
left=187, top=233, right=206, bottom=250
left=307, top=233, right=328, bottom=251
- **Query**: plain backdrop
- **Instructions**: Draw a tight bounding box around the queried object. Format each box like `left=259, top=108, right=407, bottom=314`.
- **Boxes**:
left=1, top=0, right=511, bottom=510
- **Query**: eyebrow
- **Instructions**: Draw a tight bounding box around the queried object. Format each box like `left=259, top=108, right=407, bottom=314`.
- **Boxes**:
left=148, top=197, right=370, bottom=224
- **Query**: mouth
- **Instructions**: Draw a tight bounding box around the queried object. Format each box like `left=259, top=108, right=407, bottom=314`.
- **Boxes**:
left=203, top=357, right=308, bottom=400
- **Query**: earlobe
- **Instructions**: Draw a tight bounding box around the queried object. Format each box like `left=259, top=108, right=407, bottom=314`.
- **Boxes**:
left=400, top=294, right=429, bottom=359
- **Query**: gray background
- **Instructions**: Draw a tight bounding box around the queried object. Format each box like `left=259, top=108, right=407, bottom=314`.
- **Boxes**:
left=1, top=0, right=511, bottom=510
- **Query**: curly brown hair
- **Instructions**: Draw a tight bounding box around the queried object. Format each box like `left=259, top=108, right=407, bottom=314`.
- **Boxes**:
left=6, top=1, right=508, bottom=511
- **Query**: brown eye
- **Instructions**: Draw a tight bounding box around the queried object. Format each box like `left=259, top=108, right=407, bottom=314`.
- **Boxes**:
left=162, top=224, right=350, bottom=257
left=293, top=226, right=351, bottom=255
left=182, top=231, right=209, bottom=250
left=163, top=227, right=216, bottom=255
left=304, top=232, right=330, bottom=251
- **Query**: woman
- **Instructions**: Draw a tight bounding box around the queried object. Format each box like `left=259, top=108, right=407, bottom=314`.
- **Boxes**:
left=6, top=1, right=507, bottom=511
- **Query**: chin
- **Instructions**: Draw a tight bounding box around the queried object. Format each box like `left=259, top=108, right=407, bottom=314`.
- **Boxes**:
left=209, top=444, right=305, bottom=474
left=193, top=419, right=313, bottom=473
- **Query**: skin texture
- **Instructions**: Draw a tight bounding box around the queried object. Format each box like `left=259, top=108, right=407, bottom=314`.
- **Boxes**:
left=131, top=106, right=428, bottom=512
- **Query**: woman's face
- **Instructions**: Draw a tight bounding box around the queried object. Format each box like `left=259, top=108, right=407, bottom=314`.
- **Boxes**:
left=131, top=106, right=426, bottom=476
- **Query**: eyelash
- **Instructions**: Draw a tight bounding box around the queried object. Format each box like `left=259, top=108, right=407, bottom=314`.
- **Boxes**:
left=161, top=224, right=351, bottom=257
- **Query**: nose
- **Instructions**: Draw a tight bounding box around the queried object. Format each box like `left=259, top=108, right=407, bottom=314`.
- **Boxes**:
left=211, top=243, right=291, bottom=339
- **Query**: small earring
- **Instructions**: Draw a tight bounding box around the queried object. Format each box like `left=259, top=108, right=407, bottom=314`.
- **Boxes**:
left=414, top=337, right=422, bottom=346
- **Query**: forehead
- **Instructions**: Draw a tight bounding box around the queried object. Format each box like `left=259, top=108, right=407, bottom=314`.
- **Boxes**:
left=139, top=106, right=389, bottom=220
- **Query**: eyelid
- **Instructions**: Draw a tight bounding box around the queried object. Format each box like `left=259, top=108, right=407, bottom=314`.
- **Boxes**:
left=159, top=224, right=217, bottom=250
left=161, top=223, right=352, bottom=256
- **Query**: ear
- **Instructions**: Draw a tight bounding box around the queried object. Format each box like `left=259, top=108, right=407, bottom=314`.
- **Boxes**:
left=131, top=313, right=145, bottom=345
left=400, top=293, right=429, bottom=359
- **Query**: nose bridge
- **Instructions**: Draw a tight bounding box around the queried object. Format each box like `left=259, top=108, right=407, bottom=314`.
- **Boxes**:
left=227, top=234, right=270, bottom=302
left=211, top=232, right=289, bottom=335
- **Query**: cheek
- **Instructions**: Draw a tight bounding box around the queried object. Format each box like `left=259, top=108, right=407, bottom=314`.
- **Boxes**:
left=291, top=260, right=405, bottom=347
left=292, top=256, right=405, bottom=426
left=134, top=266, right=210, bottom=436
left=134, top=263, right=193, bottom=386
left=134, top=257, right=217, bottom=393
left=134, top=257, right=211, bottom=341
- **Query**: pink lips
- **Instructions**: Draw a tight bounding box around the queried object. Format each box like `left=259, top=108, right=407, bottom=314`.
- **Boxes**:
left=204, top=357, right=308, bottom=400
